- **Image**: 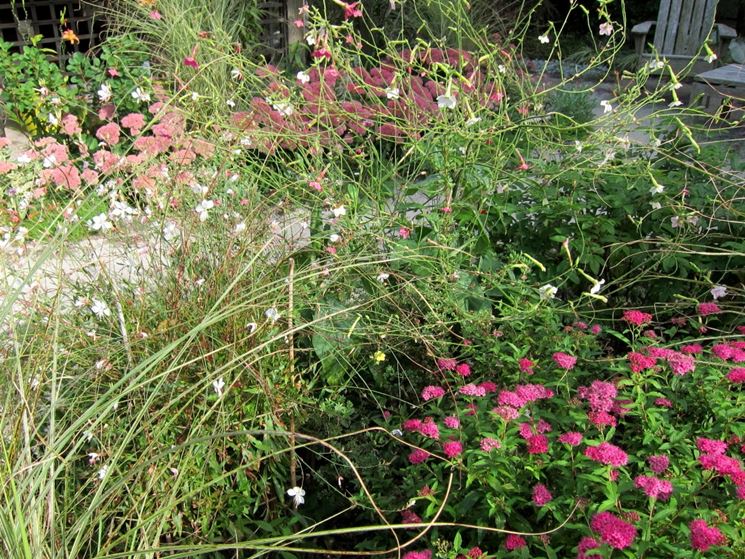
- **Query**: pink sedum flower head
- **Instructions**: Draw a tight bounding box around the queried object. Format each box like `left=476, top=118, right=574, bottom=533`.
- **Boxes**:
left=532, top=483, right=552, bottom=506
left=504, top=534, right=527, bottom=551
left=623, top=309, right=653, bottom=327
left=585, top=442, right=628, bottom=466
left=590, top=511, right=637, bottom=549
left=553, top=352, right=577, bottom=370
left=689, top=519, right=726, bottom=551
left=443, top=440, right=463, bottom=458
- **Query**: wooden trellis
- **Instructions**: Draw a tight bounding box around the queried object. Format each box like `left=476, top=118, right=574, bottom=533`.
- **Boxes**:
left=0, top=0, right=99, bottom=66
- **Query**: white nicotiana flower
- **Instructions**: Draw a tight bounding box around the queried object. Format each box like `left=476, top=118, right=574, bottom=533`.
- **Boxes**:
left=195, top=278, right=206, bottom=287
left=30, top=376, right=40, bottom=390
left=498, top=64, right=506, bottom=73
left=671, top=216, right=681, bottom=228
left=599, top=22, right=613, bottom=36
left=88, top=452, right=100, bottom=464
left=391, top=429, right=403, bottom=436
left=234, top=222, right=246, bottom=233
left=647, top=59, right=665, bottom=71
left=436, top=94, right=457, bottom=110
left=590, top=279, right=605, bottom=295
left=538, top=284, right=558, bottom=300
left=131, top=87, right=151, bottom=103
left=191, top=91, right=200, bottom=101
left=231, top=67, right=242, bottom=80
left=213, top=378, right=225, bottom=398
left=705, top=53, right=717, bottom=64
left=87, top=213, right=112, bottom=232
left=710, top=285, right=727, bottom=299
left=226, top=99, right=236, bottom=108
left=195, top=199, right=215, bottom=222
left=329, top=233, right=340, bottom=243
left=296, top=70, right=311, bottom=84
left=332, top=205, right=347, bottom=218
left=305, top=33, right=316, bottom=46
left=650, top=201, right=662, bottom=210
left=240, top=136, right=252, bottom=147
left=83, top=430, right=94, bottom=442
left=97, top=83, right=113, bottom=102
left=650, top=183, right=664, bottom=195
left=265, top=307, right=281, bottom=323
left=385, top=87, right=400, bottom=100
left=272, top=101, right=294, bottom=117
left=600, top=100, right=613, bottom=114
left=48, top=113, right=59, bottom=126
left=377, top=272, right=390, bottom=283
left=465, top=116, right=481, bottom=127
left=97, top=465, right=108, bottom=480
left=90, top=299, right=111, bottom=319
left=162, top=221, right=179, bottom=242
left=287, top=486, right=306, bottom=506
left=246, top=322, right=257, bottom=334
left=538, top=34, right=549, bottom=44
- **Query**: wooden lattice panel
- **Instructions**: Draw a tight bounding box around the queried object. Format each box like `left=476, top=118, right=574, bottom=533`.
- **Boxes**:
left=258, top=1, right=287, bottom=63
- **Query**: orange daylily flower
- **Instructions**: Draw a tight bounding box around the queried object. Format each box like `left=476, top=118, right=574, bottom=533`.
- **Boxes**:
left=62, top=29, right=80, bottom=45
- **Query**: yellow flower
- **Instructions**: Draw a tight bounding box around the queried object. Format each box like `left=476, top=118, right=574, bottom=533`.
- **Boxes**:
left=61, top=29, right=79, bottom=45
left=372, top=351, right=386, bottom=363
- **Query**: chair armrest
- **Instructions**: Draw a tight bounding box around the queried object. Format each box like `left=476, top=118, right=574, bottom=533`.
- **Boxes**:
left=631, top=21, right=655, bottom=36
left=716, top=23, right=737, bottom=41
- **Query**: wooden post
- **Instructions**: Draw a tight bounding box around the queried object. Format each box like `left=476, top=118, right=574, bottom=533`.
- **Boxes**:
left=286, top=0, right=304, bottom=47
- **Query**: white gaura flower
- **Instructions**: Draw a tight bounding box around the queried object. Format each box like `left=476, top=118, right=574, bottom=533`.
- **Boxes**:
left=162, top=221, right=179, bottom=242
left=234, top=221, right=246, bottom=233
left=329, top=233, right=340, bottom=243
left=97, top=465, right=108, bottom=480
left=42, top=154, right=57, bottom=168
left=191, top=91, right=200, bottom=101
left=47, top=113, right=59, bottom=126
left=265, top=307, right=281, bottom=323
left=287, top=486, right=306, bottom=506
left=331, top=205, right=347, bottom=218
left=97, top=83, right=113, bottom=102
left=538, top=34, right=550, bottom=44
left=296, top=70, right=311, bottom=84
left=246, top=322, right=258, bottom=334
left=538, top=284, right=558, bottom=300
left=195, top=199, right=215, bottom=222
left=212, top=377, right=225, bottom=398
left=600, top=100, right=613, bottom=114
left=436, top=94, right=457, bottom=109
left=710, top=285, right=727, bottom=299
left=87, top=213, right=112, bottom=232
left=131, top=87, right=151, bottom=103
left=90, top=299, right=111, bottom=319
left=465, top=116, right=481, bottom=127
left=377, top=272, right=390, bottom=283
left=230, top=67, right=242, bottom=80
left=272, top=101, right=294, bottom=117
left=226, top=99, right=236, bottom=108
left=88, top=452, right=100, bottom=465
left=385, top=87, right=400, bottom=100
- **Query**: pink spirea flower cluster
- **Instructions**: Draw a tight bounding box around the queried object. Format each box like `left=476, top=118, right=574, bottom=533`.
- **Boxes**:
left=443, top=416, right=460, bottom=429
left=421, top=385, right=446, bottom=401
left=627, top=351, right=657, bottom=373
left=647, top=454, right=670, bottom=474
left=408, top=449, right=430, bottom=464
left=634, top=475, right=673, bottom=500
left=403, top=550, right=432, bottom=559
left=480, top=437, right=501, bottom=452
left=504, top=534, right=527, bottom=550
left=696, top=437, right=745, bottom=495
left=590, top=511, right=637, bottom=549
left=552, top=352, right=577, bottom=370
left=459, top=383, right=487, bottom=397
left=578, top=380, right=623, bottom=427
left=654, top=397, right=673, bottom=408
left=711, top=342, right=745, bottom=362
left=404, top=418, right=440, bottom=439
left=532, top=483, right=552, bottom=506
left=584, top=442, right=628, bottom=467
left=437, top=357, right=457, bottom=371
left=519, top=357, right=535, bottom=374
left=689, top=519, right=726, bottom=551
left=623, top=309, right=653, bottom=327
left=559, top=431, right=583, bottom=446
left=576, top=536, right=601, bottom=559
left=526, top=434, right=549, bottom=454
left=443, top=440, right=463, bottom=458
left=728, top=367, right=745, bottom=383
left=697, top=302, right=721, bottom=316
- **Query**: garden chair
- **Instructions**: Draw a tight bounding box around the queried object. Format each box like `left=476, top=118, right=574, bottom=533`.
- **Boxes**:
left=631, top=0, right=736, bottom=72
